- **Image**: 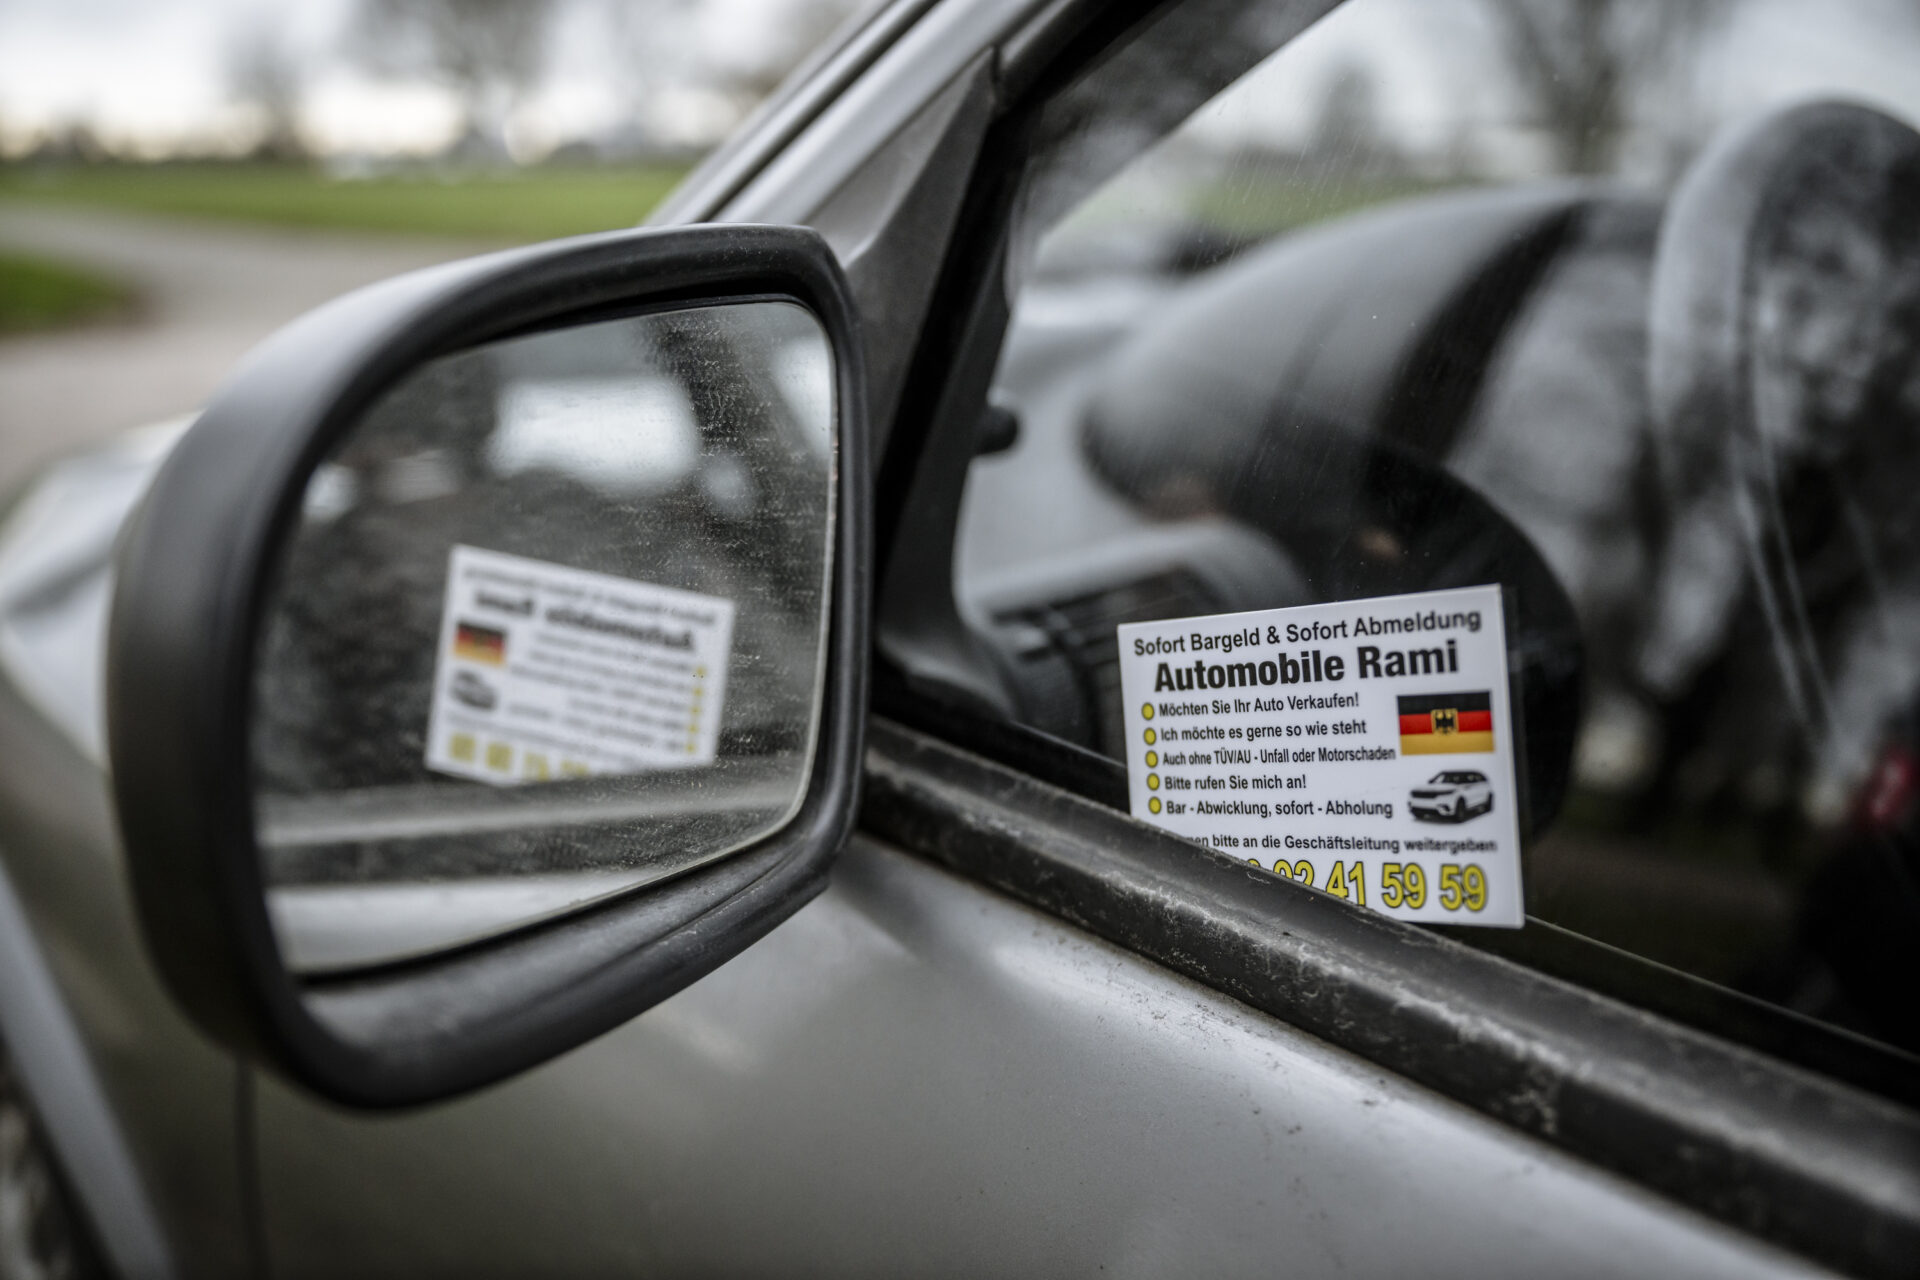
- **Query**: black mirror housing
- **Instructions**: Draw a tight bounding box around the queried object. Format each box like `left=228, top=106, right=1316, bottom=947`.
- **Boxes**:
left=106, top=224, right=869, bottom=1107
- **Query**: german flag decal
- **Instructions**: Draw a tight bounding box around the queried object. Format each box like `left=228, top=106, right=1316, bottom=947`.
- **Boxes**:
left=1398, top=691, right=1493, bottom=755
left=453, top=620, right=508, bottom=666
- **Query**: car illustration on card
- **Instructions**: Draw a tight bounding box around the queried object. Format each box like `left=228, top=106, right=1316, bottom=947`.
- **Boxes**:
left=450, top=669, right=500, bottom=712
left=1409, top=771, right=1495, bottom=823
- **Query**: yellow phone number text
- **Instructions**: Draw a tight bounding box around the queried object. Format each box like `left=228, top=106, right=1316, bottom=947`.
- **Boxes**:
left=1246, top=858, right=1488, bottom=912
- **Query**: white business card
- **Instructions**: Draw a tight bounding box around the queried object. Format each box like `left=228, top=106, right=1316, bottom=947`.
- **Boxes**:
left=1116, top=584, right=1524, bottom=926
left=423, top=545, right=735, bottom=786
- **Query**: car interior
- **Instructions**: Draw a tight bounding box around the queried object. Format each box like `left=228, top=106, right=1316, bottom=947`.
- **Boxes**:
left=941, top=97, right=1920, bottom=1057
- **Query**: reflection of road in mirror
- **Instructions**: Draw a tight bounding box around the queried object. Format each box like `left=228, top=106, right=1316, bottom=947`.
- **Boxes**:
left=488, top=375, right=700, bottom=496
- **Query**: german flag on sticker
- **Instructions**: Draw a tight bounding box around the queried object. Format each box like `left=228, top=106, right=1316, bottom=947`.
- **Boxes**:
left=1398, top=691, right=1493, bottom=755
left=453, top=620, right=507, bottom=666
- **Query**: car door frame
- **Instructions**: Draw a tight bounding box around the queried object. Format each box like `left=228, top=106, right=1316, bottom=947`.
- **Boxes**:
left=665, top=0, right=1920, bottom=1275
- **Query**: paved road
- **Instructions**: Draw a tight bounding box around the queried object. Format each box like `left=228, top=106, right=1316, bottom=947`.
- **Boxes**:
left=0, top=204, right=506, bottom=496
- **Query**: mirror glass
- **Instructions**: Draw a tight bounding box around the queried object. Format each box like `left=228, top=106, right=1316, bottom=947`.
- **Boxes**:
left=249, top=300, right=836, bottom=973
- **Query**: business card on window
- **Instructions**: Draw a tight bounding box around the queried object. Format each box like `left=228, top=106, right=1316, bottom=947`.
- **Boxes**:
left=1116, top=584, right=1524, bottom=927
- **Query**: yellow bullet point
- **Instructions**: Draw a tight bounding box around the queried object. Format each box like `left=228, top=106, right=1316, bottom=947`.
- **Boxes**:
left=1145, top=750, right=1158, bottom=767
left=1148, top=796, right=1162, bottom=814
left=1143, top=728, right=1156, bottom=745
left=1147, top=773, right=1160, bottom=790
left=1141, top=703, right=1154, bottom=720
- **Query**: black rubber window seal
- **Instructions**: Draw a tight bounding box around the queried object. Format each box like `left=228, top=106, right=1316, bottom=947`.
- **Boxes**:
left=872, top=663, right=1920, bottom=1111
left=858, top=710, right=1920, bottom=1280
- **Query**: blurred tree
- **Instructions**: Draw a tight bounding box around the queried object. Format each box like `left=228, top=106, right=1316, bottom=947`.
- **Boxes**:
left=22, top=121, right=111, bottom=166
left=596, top=0, right=699, bottom=154
left=347, top=0, right=559, bottom=161
left=710, top=0, right=863, bottom=102
left=1305, top=61, right=1402, bottom=176
left=593, top=0, right=861, bottom=150
left=1477, top=0, right=1736, bottom=173
left=228, top=20, right=309, bottom=163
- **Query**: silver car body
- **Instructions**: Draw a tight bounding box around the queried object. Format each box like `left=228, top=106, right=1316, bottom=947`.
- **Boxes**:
left=0, top=0, right=1912, bottom=1276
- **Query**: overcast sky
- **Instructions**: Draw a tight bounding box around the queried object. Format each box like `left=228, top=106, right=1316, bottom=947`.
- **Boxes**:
left=4, top=0, right=1919, bottom=163
left=1190, top=0, right=1920, bottom=170
left=0, top=0, right=828, bottom=157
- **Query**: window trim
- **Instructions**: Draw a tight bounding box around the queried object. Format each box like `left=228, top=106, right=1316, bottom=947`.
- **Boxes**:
left=647, top=0, right=946, bottom=226
left=877, top=670, right=1920, bottom=1108
left=861, top=715, right=1920, bottom=1280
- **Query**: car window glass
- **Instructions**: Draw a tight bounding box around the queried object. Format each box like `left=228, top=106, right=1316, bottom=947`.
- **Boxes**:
left=959, top=0, right=1920, bottom=1057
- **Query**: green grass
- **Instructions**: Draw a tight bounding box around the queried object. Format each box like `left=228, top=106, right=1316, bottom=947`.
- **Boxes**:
left=1183, top=174, right=1463, bottom=238
left=0, top=163, right=692, bottom=242
left=0, top=251, right=133, bottom=334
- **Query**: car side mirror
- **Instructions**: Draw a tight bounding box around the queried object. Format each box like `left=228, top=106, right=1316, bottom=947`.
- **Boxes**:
left=106, top=225, right=869, bottom=1106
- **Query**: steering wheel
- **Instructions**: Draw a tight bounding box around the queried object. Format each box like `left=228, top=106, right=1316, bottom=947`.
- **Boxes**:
left=1645, top=101, right=1920, bottom=778
left=1646, top=100, right=1920, bottom=1047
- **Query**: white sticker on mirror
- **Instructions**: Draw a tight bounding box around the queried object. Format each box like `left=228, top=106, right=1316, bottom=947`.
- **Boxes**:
left=1116, top=584, right=1524, bottom=927
left=424, top=545, right=735, bottom=786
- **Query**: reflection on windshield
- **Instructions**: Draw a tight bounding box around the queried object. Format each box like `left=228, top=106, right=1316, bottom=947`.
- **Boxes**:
left=965, top=0, right=1920, bottom=1057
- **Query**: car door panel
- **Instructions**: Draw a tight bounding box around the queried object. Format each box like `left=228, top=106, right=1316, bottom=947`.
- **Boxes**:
left=0, top=659, right=247, bottom=1278
left=255, top=827, right=1827, bottom=1279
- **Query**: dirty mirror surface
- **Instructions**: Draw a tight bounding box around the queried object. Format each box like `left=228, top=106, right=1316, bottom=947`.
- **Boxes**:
left=251, top=300, right=836, bottom=973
